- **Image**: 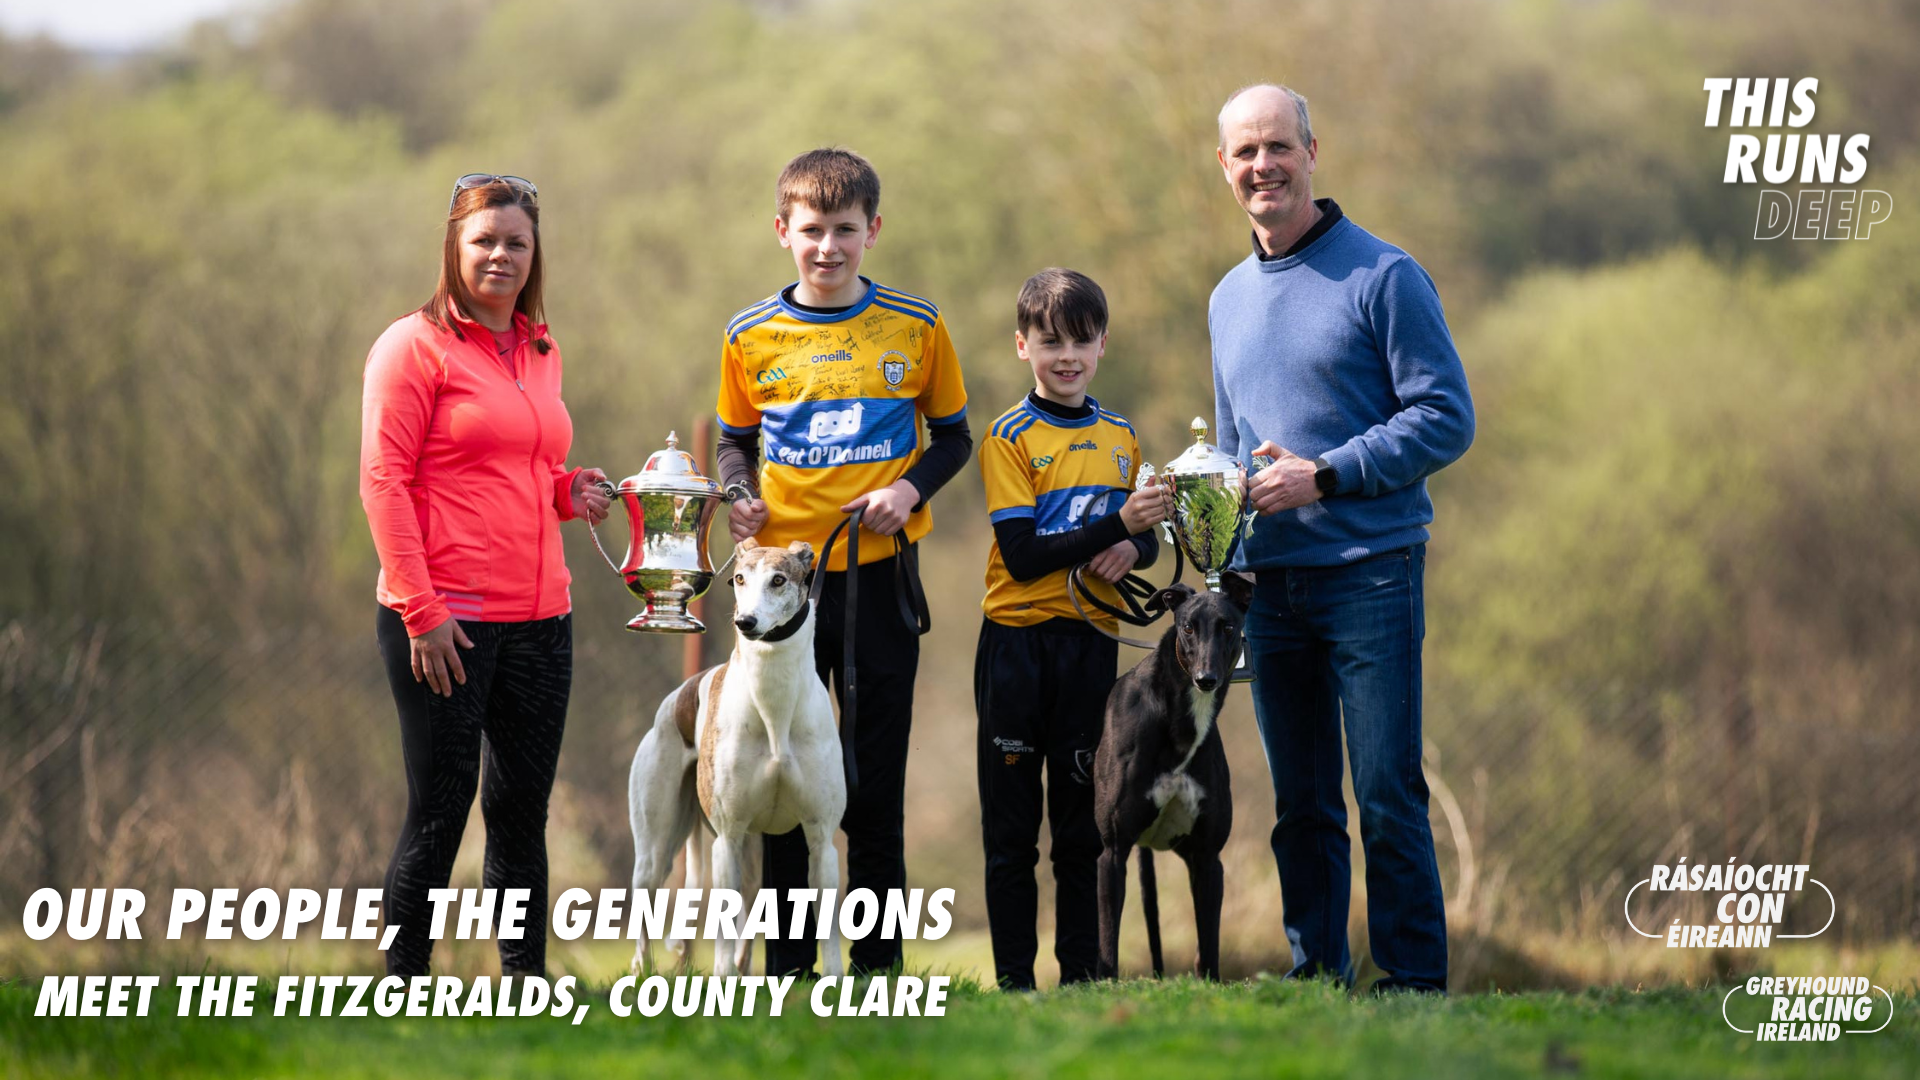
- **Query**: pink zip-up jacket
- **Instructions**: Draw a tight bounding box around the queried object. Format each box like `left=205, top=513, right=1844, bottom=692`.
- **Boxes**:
left=359, top=309, right=582, bottom=636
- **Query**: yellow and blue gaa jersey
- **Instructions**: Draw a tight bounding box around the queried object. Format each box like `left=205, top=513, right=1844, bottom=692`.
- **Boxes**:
left=980, top=395, right=1143, bottom=628
left=716, top=278, right=968, bottom=570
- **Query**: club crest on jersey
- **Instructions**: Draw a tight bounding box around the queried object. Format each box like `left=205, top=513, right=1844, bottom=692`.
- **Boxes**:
left=1114, top=447, right=1132, bottom=482
left=878, top=350, right=909, bottom=390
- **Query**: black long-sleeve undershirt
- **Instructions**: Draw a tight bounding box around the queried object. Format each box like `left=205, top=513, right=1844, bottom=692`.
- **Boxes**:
left=992, top=514, right=1158, bottom=583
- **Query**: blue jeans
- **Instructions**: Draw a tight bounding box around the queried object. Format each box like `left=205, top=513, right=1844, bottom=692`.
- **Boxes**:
left=1245, top=544, right=1447, bottom=992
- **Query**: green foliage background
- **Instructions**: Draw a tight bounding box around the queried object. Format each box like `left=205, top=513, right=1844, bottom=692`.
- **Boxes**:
left=3, top=0, right=1917, bottom=972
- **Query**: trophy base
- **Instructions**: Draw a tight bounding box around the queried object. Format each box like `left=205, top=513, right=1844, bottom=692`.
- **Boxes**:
left=624, top=609, right=706, bottom=634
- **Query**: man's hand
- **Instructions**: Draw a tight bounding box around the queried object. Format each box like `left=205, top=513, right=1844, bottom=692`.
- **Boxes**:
left=728, top=496, right=769, bottom=543
left=1087, top=538, right=1141, bottom=584
left=842, top=479, right=920, bottom=536
left=410, top=618, right=474, bottom=698
left=1118, top=474, right=1173, bottom=534
left=1246, top=441, right=1322, bottom=514
left=570, top=467, right=611, bottom=524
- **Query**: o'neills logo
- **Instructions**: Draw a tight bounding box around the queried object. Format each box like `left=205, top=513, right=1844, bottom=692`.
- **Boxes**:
left=1624, top=858, right=1832, bottom=947
left=1722, top=977, right=1893, bottom=1042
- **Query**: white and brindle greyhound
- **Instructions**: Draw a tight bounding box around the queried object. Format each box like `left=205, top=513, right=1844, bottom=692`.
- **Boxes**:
left=625, top=539, right=846, bottom=977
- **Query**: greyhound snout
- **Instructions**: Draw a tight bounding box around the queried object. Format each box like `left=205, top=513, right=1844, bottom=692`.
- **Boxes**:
left=1192, top=673, right=1220, bottom=692
left=733, top=615, right=759, bottom=637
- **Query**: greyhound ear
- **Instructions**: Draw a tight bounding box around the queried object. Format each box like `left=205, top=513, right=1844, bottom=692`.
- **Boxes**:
left=736, top=538, right=759, bottom=552
left=1153, top=583, right=1197, bottom=613
left=1220, top=571, right=1255, bottom=613
left=787, top=540, right=815, bottom=575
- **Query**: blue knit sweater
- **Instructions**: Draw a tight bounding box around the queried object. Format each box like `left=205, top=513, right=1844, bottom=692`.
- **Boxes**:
left=1210, top=214, right=1474, bottom=569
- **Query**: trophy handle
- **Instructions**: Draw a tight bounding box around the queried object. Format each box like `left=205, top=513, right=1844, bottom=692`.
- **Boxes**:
left=1136, top=463, right=1179, bottom=548
left=1244, top=455, right=1273, bottom=536
left=587, top=480, right=624, bottom=575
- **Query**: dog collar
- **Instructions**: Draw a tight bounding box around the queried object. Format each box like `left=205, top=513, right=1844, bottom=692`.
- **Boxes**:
left=755, top=600, right=811, bottom=643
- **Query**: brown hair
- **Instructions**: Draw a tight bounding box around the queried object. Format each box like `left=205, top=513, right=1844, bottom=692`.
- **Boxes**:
left=1017, top=267, right=1108, bottom=342
left=419, top=180, right=551, bottom=353
left=776, top=148, right=881, bottom=221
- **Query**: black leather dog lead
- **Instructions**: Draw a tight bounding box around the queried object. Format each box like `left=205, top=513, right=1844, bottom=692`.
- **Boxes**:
left=807, top=507, right=932, bottom=802
left=1066, top=540, right=1187, bottom=649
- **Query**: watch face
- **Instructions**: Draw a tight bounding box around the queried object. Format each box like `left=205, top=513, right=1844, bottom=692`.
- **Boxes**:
left=1315, top=462, right=1338, bottom=495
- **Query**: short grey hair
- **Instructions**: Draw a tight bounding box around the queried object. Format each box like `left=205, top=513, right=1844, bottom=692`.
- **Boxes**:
left=1217, top=83, right=1312, bottom=149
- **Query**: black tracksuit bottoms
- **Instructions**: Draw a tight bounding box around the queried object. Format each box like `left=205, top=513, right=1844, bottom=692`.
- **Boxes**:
left=974, top=616, right=1116, bottom=989
left=375, top=605, right=571, bottom=978
left=762, top=550, right=922, bottom=977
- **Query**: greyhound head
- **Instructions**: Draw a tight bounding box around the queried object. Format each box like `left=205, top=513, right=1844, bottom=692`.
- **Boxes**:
left=1154, top=573, right=1254, bottom=693
left=729, top=540, right=815, bottom=640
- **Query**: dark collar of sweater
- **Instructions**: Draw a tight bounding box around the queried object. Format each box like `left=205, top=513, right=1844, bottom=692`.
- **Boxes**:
left=1253, top=198, right=1344, bottom=262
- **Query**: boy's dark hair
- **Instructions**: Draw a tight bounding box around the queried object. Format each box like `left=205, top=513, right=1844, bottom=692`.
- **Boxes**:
left=777, top=148, right=881, bottom=221
left=1017, top=267, right=1108, bottom=342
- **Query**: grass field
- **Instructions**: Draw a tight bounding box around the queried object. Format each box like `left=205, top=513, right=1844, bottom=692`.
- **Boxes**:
left=5, top=973, right=1917, bottom=1080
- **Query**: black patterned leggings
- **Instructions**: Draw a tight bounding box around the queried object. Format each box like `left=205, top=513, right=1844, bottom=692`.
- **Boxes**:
left=375, top=605, right=572, bottom=977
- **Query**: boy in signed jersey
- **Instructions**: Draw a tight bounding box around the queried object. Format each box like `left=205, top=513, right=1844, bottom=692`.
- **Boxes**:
left=974, top=268, right=1170, bottom=989
left=715, top=148, right=971, bottom=977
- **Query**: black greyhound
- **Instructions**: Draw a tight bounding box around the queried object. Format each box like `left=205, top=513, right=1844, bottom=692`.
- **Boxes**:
left=1093, top=576, right=1252, bottom=980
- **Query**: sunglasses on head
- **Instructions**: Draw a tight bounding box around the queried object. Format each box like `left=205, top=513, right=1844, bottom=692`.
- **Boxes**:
left=449, top=173, right=538, bottom=212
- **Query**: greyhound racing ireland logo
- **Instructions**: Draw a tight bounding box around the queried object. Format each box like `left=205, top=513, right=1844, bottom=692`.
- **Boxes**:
left=1624, top=858, right=1832, bottom=948
left=1722, top=977, right=1893, bottom=1042
left=878, top=351, right=908, bottom=390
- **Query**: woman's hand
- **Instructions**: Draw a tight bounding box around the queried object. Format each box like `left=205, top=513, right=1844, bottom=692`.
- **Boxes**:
left=412, top=618, right=474, bottom=697
left=1087, top=539, right=1141, bottom=584
left=571, top=468, right=611, bottom=524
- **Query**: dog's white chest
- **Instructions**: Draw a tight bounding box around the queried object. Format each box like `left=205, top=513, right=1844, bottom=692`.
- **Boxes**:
left=1138, top=772, right=1204, bottom=851
left=1135, top=688, right=1217, bottom=851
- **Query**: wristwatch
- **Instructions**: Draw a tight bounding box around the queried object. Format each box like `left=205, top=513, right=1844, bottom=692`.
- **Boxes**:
left=1311, top=457, right=1338, bottom=496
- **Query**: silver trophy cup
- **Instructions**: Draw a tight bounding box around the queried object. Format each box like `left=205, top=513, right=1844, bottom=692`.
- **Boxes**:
left=1143, top=417, right=1260, bottom=680
left=589, top=431, right=729, bottom=633
left=1147, top=417, right=1258, bottom=591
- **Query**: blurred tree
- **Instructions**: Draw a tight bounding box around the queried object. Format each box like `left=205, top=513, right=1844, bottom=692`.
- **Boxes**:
left=251, top=0, right=492, bottom=150
left=0, top=33, right=76, bottom=115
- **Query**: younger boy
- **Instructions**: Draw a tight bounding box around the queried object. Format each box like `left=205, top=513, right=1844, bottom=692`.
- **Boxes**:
left=715, top=148, right=972, bottom=977
left=975, top=268, right=1170, bottom=989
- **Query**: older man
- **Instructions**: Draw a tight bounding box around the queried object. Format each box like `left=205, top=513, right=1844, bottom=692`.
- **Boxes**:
left=1209, top=84, right=1474, bottom=993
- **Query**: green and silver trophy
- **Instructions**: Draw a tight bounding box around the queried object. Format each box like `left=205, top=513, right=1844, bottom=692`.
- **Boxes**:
left=1141, top=418, right=1260, bottom=680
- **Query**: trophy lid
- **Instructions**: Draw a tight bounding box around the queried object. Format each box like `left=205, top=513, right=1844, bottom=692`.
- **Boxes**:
left=618, top=431, right=721, bottom=497
left=1164, top=417, right=1242, bottom=479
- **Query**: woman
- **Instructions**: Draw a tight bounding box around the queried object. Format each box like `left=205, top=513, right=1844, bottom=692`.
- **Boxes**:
left=358, top=174, right=609, bottom=977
